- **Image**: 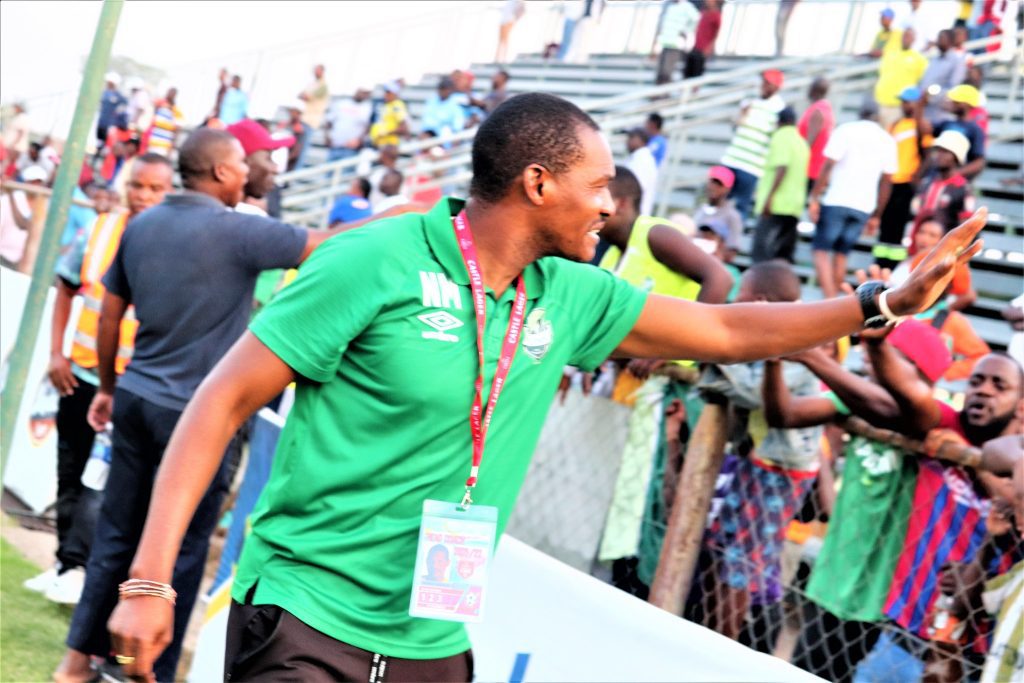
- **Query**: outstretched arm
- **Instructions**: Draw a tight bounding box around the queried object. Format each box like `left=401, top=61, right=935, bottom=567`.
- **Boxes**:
left=762, top=358, right=839, bottom=428
left=788, top=346, right=903, bottom=428
left=615, top=209, right=985, bottom=364
left=864, top=336, right=942, bottom=434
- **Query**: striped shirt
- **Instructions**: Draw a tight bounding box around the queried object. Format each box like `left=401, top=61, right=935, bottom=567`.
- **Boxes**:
left=145, top=99, right=183, bottom=156
left=721, top=94, right=785, bottom=178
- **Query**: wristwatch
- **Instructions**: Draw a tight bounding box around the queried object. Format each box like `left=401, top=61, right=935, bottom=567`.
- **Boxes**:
left=855, top=280, right=893, bottom=328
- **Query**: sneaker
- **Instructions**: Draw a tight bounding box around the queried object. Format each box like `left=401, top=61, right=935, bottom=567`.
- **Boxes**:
left=22, top=566, right=58, bottom=593
left=45, top=566, right=86, bottom=604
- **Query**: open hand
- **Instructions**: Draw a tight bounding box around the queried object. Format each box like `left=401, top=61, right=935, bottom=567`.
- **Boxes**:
left=884, top=208, right=985, bottom=317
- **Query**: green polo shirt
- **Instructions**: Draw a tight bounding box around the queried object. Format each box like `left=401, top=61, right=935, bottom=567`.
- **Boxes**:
left=754, top=125, right=810, bottom=218
left=235, top=197, right=647, bottom=659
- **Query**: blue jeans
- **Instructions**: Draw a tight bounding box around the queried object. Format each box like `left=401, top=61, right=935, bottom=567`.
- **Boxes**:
left=327, top=147, right=358, bottom=163
left=296, top=122, right=313, bottom=169
left=66, top=388, right=236, bottom=682
left=724, top=166, right=759, bottom=222
left=814, top=204, right=869, bottom=255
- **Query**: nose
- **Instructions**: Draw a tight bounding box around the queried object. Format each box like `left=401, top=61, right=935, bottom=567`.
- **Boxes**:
left=599, top=187, right=615, bottom=219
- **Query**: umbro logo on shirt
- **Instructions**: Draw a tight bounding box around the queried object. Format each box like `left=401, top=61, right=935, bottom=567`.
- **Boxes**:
left=419, top=311, right=463, bottom=342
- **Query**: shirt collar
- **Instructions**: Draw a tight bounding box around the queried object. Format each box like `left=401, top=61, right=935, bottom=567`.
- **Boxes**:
left=422, top=196, right=545, bottom=300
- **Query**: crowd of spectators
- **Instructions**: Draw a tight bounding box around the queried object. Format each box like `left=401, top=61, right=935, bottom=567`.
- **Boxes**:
left=0, top=1, right=1020, bottom=682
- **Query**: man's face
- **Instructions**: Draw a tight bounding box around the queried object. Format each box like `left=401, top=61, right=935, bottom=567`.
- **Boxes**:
left=126, top=162, right=172, bottom=216
left=231, top=76, right=241, bottom=89
left=954, top=27, right=968, bottom=47
left=92, top=188, right=116, bottom=215
left=932, top=147, right=957, bottom=171
left=902, top=29, right=915, bottom=50
left=354, top=89, right=369, bottom=102
left=706, top=178, right=728, bottom=202
left=626, top=133, right=644, bottom=153
left=760, top=77, right=778, bottom=99
left=532, top=126, right=615, bottom=263
left=166, top=88, right=178, bottom=103
left=314, top=65, right=325, bottom=80
left=937, top=31, right=952, bottom=51
left=438, top=86, right=452, bottom=100
left=244, top=149, right=278, bottom=200
left=881, top=15, right=892, bottom=30
left=962, top=355, right=1024, bottom=435
left=384, top=90, right=397, bottom=102
left=493, top=73, right=508, bottom=90
left=900, top=99, right=917, bottom=117
left=216, top=139, right=250, bottom=207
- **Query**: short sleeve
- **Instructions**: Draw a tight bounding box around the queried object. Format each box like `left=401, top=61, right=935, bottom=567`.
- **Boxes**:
left=766, top=135, right=789, bottom=167
left=101, top=235, right=131, bottom=301
left=823, top=390, right=850, bottom=416
left=968, top=126, right=985, bottom=159
left=822, top=127, right=846, bottom=161
left=55, top=218, right=95, bottom=287
left=881, top=135, right=899, bottom=175
left=235, top=214, right=308, bottom=272
left=249, top=229, right=390, bottom=382
left=563, top=264, right=648, bottom=371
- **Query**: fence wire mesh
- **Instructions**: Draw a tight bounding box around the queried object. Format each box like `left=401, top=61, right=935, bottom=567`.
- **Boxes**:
left=509, top=361, right=1022, bottom=683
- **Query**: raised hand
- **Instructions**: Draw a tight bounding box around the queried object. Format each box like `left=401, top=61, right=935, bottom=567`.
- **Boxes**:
left=884, top=208, right=986, bottom=317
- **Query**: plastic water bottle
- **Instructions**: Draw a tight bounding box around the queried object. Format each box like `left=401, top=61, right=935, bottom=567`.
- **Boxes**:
left=81, top=428, right=112, bottom=491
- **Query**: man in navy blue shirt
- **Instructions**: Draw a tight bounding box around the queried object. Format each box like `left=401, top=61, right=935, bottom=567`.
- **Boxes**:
left=934, top=84, right=985, bottom=180
left=97, top=73, right=127, bottom=153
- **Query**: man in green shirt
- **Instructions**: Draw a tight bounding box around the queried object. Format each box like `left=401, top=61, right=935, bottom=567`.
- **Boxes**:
left=751, top=106, right=810, bottom=263
left=106, top=92, right=983, bottom=681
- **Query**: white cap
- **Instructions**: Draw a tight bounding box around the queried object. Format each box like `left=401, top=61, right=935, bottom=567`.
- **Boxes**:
left=21, top=165, right=48, bottom=183
left=932, top=130, right=970, bottom=165
left=105, top=72, right=121, bottom=86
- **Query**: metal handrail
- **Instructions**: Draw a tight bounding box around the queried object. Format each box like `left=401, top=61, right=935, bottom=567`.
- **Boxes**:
left=279, top=29, right=1022, bottom=228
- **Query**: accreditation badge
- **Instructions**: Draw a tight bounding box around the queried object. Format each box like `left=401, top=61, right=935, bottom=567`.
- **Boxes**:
left=409, top=499, right=497, bottom=623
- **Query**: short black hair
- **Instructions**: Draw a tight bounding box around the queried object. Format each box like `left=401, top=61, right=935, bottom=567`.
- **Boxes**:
left=646, top=112, right=664, bottom=130
left=355, top=177, right=371, bottom=198
left=134, top=152, right=174, bottom=170
left=178, top=128, right=237, bottom=189
left=469, top=92, right=600, bottom=203
left=743, top=260, right=801, bottom=302
left=497, top=69, right=511, bottom=81
left=609, top=165, right=642, bottom=212
left=778, top=106, right=797, bottom=126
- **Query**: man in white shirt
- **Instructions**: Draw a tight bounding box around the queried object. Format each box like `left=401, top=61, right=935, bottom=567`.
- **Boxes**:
left=809, top=101, right=898, bottom=298
left=325, top=88, right=372, bottom=163
left=373, top=169, right=409, bottom=213
left=626, top=128, right=659, bottom=216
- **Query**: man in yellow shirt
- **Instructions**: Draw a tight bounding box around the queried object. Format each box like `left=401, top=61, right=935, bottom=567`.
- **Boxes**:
left=875, top=28, right=928, bottom=130
left=370, top=81, right=409, bottom=149
left=868, top=8, right=902, bottom=58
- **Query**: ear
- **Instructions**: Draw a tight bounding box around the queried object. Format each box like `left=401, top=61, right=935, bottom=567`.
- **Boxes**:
left=211, top=161, right=228, bottom=184
left=521, top=163, right=552, bottom=207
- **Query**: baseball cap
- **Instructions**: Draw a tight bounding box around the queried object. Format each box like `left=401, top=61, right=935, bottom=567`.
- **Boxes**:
left=21, top=165, right=48, bottom=183
left=887, top=319, right=952, bottom=383
left=698, top=218, right=731, bottom=243
left=931, top=130, right=970, bottom=165
left=762, top=69, right=784, bottom=87
left=226, top=119, right=295, bottom=157
left=707, top=165, right=735, bottom=190
left=947, top=84, right=981, bottom=108
left=383, top=80, right=402, bottom=94
left=898, top=85, right=922, bottom=102
left=330, top=195, right=373, bottom=224
left=881, top=8, right=895, bottom=19
left=105, top=72, right=121, bottom=86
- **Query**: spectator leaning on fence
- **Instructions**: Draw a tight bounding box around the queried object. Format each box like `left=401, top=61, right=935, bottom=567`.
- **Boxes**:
left=720, top=69, right=786, bottom=221
left=33, top=154, right=174, bottom=607
left=101, top=92, right=984, bottom=682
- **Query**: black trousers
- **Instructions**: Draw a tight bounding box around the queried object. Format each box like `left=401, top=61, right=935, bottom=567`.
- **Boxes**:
left=875, top=182, right=916, bottom=269
left=55, top=379, right=103, bottom=572
left=751, top=214, right=799, bottom=263
left=225, top=601, right=474, bottom=682
left=66, top=388, right=236, bottom=682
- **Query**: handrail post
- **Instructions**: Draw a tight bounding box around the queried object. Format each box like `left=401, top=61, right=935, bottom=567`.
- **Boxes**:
left=1, top=0, right=123, bottom=470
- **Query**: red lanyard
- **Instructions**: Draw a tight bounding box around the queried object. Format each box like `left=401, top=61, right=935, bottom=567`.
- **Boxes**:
left=452, top=210, right=527, bottom=508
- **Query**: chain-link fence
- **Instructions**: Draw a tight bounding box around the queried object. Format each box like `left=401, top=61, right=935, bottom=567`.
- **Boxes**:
left=508, top=360, right=1022, bottom=683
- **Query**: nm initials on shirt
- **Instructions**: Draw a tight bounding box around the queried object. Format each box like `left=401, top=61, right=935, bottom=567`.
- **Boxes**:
left=419, top=271, right=463, bottom=309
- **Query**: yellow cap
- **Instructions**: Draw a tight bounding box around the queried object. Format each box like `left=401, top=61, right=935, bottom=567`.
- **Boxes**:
left=947, top=84, right=981, bottom=108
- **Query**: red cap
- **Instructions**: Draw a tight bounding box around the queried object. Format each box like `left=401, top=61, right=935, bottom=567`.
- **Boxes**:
left=762, top=69, right=784, bottom=88
left=888, top=319, right=953, bottom=383
left=226, top=119, right=294, bottom=157
left=707, top=165, right=735, bottom=190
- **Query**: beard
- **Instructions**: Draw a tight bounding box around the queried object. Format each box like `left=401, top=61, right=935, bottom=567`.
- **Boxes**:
left=959, top=409, right=1016, bottom=446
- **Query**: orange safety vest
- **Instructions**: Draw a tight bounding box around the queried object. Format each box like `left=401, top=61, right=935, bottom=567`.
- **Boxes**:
left=69, top=213, right=137, bottom=374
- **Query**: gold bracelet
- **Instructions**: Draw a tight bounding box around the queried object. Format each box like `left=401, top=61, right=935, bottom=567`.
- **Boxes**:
left=118, top=579, right=177, bottom=605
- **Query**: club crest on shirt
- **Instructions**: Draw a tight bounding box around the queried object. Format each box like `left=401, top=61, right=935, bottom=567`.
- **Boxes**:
left=522, top=308, right=552, bottom=362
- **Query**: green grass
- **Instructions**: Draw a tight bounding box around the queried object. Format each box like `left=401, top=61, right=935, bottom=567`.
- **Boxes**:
left=1, top=537, right=72, bottom=682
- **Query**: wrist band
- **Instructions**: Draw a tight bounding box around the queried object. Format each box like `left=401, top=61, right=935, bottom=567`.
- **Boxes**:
left=877, top=289, right=904, bottom=324
left=119, top=578, right=177, bottom=605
